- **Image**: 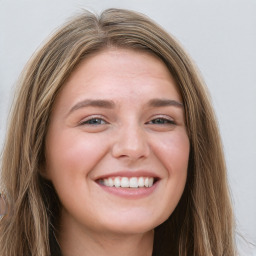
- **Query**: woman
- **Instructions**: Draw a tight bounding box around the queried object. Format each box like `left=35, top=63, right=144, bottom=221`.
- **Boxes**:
left=0, top=8, right=236, bottom=256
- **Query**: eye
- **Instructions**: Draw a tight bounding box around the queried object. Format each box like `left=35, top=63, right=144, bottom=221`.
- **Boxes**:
left=147, top=117, right=176, bottom=125
left=78, top=116, right=109, bottom=133
left=80, top=117, right=108, bottom=126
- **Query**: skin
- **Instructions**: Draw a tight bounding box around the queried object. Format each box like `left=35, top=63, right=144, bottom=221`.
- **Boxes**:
left=45, top=48, right=190, bottom=256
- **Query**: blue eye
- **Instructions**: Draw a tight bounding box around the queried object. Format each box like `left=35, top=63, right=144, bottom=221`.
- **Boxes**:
left=81, top=118, right=107, bottom=125
left=148, top=118, right=175, bottom=125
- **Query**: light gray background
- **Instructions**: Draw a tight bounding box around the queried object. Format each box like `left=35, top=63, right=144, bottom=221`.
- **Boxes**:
left=0, top=0, right=255, bottom=254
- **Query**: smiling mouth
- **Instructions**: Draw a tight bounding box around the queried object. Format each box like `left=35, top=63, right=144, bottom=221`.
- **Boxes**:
left=97, top=176, right=158, bottom=188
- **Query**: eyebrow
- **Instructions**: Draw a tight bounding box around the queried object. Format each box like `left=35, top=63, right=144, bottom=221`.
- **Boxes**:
left=68, top=99, right=115, bottom=115
left=68, top=98, right=183, bottom=116
left=147, top=99, right=183, bottom=108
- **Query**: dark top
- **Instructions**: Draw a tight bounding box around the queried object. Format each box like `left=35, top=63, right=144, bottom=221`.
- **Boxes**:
left=49, top=223, right=172, bottom=256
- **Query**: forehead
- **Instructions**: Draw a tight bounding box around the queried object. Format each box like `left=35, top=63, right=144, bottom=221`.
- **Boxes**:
left=55, top=48, right=182, bottom=108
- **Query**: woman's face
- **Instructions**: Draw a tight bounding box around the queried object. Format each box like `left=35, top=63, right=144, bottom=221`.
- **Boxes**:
left=45, top=48, right=190, bottom=235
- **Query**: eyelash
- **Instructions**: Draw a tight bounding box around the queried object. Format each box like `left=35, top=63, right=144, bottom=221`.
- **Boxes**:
left=80, top=116, right=176, bottom=126
left=79, top=116, right=108, bottom=126
left=146, top=117, right=176, bottom=126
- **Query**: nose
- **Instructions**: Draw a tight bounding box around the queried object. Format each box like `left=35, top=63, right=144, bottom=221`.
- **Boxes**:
left=111, top=124, right=150, bottom=161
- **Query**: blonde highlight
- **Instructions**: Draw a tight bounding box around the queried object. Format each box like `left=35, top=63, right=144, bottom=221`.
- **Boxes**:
left=0, top=8, right=236, bottom=255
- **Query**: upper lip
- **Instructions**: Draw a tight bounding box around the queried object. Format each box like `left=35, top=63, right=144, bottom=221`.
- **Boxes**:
left=94, top=170, right=160, bottom=180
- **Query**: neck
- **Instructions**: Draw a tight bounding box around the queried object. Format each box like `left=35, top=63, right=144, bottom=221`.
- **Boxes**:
left=58, top=221, right=154, bottom=256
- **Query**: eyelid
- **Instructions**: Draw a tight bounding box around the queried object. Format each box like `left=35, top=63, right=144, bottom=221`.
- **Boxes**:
left=146, top=115, right=176, bottom=124
left=79, top=115, right=109, bottom=125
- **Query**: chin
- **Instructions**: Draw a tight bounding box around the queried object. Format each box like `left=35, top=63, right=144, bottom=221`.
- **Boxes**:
left=98, top=212, right=167, bottom=235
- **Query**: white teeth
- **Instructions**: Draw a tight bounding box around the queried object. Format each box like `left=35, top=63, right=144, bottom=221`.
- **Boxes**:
left=108, top=178, right=114, bottom=187
left=129, top=177, right=138, bottom=188
left=100, top=177, right=155, bottom=188
left=120, top=177, right=129, bottom=188
left=145, top=177, right=149, bottom=187
left=114, top=177, right=121, bottom=187
left=148, top=177, right=154, bottom=187
left=138, top=177, right=144, bottom=187
left=104, top=178, right=109, bottom=186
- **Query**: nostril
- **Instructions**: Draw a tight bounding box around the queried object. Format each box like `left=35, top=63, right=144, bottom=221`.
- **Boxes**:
left=111, top=141, right=150, bottom=160
left=111, top=129, right=150, bottom=160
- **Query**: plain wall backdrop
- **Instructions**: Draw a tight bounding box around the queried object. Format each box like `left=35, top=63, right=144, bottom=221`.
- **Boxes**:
left=0, top=0, right=255, bottom=254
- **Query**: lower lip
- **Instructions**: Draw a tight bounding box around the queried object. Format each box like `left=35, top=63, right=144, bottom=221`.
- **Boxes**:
left=97, top=181, right=159, bottom=199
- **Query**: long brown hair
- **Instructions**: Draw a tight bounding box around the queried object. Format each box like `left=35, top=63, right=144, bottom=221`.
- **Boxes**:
left=0, top=8, right=236, bottom=255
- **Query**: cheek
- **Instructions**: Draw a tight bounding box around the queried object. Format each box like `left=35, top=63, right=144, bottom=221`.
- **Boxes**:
left=44, top=130, right=110, bottom=217
left=45, top=130, right=108, bottom=182
left=152, top=131, right=189, bottom=215
left=156, top=131, right=190, bottom=175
